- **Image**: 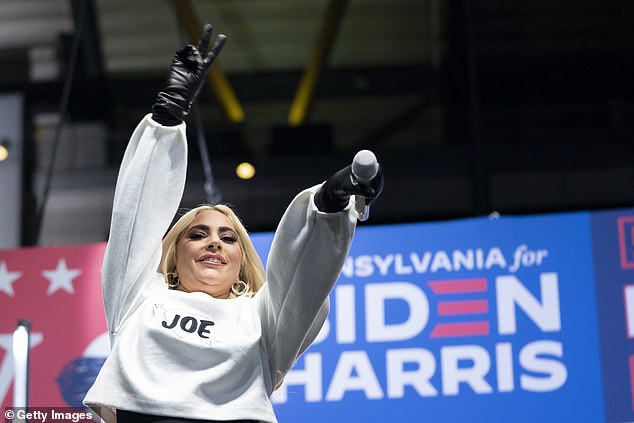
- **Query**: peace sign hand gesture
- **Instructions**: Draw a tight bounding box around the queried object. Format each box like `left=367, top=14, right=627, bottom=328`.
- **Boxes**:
left=152, top=24, right=227, bottom=126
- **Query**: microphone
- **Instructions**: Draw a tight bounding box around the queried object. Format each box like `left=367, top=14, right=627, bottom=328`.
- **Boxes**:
left=351, top=150, right=379, bottom=221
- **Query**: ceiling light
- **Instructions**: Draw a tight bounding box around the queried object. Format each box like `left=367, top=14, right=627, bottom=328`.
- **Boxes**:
left=236, top=162, right=256, bottom=180
left=0, top=141, right=9, bottom=162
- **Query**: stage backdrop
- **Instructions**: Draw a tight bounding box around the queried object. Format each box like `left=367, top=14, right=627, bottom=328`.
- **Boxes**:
left=1, top=208, right=633, bottom=422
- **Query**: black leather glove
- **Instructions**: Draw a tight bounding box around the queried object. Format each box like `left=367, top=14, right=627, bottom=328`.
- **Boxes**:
left=151, top=24, right=227, bottom=126
left=314, top=163, right=384, bottom=213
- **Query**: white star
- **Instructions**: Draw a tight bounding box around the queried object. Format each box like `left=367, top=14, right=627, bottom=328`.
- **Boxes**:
left=42, top=258, right=82, bottom=295
left=0, top=261, right=22, bottom=297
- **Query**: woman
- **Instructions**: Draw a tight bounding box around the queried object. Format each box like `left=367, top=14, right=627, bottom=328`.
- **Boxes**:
left=84, top=24, right=383, bottom=423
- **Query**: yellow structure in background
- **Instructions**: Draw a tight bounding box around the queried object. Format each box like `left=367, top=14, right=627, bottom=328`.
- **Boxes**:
left=175, top=0, right=245, bottom=123
left=288, top=0, right=349, bottom=127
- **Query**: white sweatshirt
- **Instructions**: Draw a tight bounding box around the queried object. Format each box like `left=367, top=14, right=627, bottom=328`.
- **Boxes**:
left=83, top=115, right=357, bottom=422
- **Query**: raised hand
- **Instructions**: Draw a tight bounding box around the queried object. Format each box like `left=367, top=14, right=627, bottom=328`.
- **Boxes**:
left=152, top=24, right=227, bottom=126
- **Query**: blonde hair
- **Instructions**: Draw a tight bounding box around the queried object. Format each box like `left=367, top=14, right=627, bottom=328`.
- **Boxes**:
left=159, top=204, right=265, bottom=298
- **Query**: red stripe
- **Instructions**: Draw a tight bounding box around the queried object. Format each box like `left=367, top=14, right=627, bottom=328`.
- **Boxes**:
left=618, top=217, right=634, bottom=269
left=630, top=355, right=634, bottom=411
left=428, top=278, right=487, bottom=294
left=438, top=300, right=489, bottom=315
left=430, top=321, right=490, bottom=338
left=631, top=225, right=634, bottom=264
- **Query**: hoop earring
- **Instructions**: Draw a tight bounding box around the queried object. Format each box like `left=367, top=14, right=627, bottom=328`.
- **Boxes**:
left=231, top=280, right=248, bottom=296
left=167, top=273, right=180, bottom=289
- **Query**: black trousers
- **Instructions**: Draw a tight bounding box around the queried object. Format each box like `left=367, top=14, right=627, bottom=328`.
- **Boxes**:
left=116, top=409, right=258, bottom=423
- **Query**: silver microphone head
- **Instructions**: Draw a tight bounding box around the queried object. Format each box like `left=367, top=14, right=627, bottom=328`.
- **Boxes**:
left=352, top=150, right=378, bottom=182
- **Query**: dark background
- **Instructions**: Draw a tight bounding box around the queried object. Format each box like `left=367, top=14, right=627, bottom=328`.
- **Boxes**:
left=0, top=0, right=632, bottom=245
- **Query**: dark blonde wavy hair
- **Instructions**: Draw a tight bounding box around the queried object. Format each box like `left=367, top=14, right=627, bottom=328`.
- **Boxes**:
left=159, top=204, right=265, bottom=298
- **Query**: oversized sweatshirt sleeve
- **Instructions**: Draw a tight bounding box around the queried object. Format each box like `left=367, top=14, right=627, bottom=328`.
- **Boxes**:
left=256, top=185, right=357, bottom=390
left=102, top=114, right=188, bottom=336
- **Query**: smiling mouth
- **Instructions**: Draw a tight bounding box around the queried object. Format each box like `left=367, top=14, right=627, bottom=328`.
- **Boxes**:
left=199, top=257, right=224, bottom=265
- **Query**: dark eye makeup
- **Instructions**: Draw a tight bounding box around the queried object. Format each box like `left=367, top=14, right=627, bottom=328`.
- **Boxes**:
left=186, top=225, right=238, bottom=244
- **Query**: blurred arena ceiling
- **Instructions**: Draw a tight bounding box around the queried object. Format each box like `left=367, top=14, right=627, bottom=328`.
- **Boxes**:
left=0, top=0, right=633, bottom=246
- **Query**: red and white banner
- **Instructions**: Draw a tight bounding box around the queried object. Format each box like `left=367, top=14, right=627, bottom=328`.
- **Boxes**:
left=0, top=243, right=108, bottom=409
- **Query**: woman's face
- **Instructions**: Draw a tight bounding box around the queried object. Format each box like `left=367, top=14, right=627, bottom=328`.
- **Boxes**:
left=174, top=210, right=242, bottom=298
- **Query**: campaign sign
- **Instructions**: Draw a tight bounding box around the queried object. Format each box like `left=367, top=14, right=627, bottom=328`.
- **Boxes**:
left=0, top=211, right=608, bottom=422
left=591, top=209, right=634, bottom=422
left=0, top=243, right=108, bottom=410
left=268, top=213, right=605, bottom=422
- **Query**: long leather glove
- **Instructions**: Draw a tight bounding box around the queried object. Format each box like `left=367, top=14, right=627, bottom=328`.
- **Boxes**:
left=314, top=163, right=384, bottom=213
left=151, top=24, right=227, bottom=126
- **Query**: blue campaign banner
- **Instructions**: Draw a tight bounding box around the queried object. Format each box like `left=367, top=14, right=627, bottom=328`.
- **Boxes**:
left=591, top=209, right=634, bottom=423
left=252, top=211, right=606, bottom=422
